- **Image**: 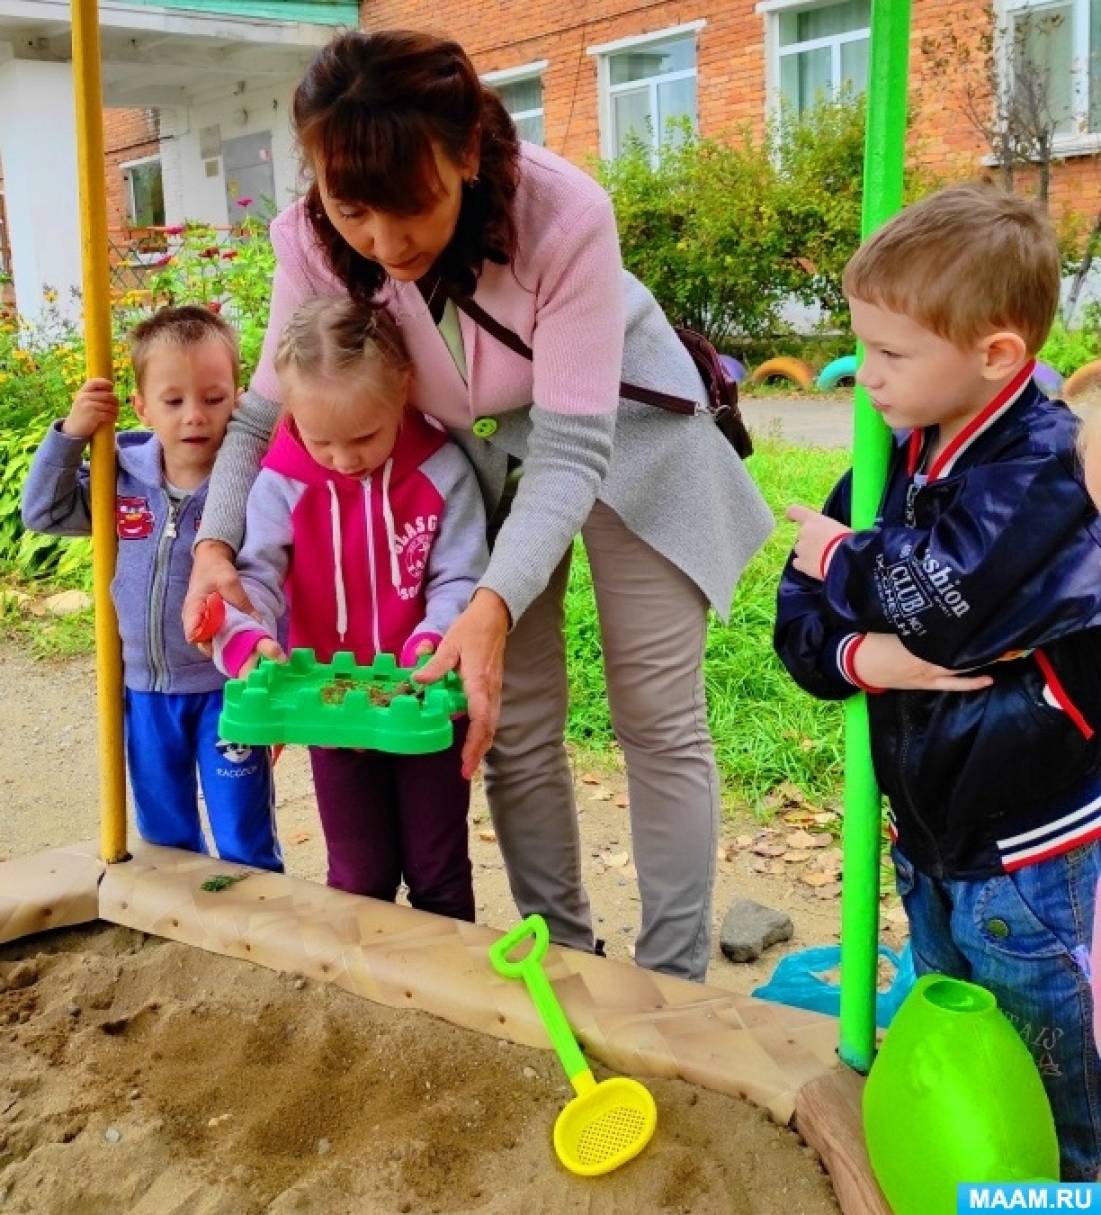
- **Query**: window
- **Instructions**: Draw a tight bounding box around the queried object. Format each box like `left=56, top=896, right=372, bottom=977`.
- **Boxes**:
left=483, top=62, right=547, bottom=145
left=122, top=157, right=164, bottom=228
left=763, top=0, right=870, bottom=115
left=1004, top=0, right=1101, bottom=143
left=589, top=22, right=703, bottom=161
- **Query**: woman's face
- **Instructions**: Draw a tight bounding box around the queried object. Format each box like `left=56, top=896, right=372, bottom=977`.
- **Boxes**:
left=317, top=141, right=475, bottom=282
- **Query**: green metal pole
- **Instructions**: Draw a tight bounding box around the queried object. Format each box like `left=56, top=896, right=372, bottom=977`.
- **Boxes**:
left=838, top=0, right=911, bottom=1074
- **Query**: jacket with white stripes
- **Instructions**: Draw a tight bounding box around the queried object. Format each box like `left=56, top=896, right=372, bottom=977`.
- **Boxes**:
left=775, top=368, right=1101, bottom=878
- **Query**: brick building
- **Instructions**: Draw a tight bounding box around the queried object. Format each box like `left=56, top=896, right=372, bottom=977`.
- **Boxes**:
left=104, top=109, right=162, bottom=233
left=353, top=0, right=1101, bottom=220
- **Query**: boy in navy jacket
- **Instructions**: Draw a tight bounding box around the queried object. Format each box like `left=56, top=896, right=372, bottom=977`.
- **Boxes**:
left=775, top=184, right=1101, bottom=1180
left=21, top=306, right=281, bottom=870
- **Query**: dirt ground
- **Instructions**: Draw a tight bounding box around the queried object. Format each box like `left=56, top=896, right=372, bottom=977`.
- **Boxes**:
left=0, top=641, right=898, bottom=1212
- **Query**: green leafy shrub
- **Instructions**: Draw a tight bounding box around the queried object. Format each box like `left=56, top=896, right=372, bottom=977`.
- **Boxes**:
left=599, top=95, right=868, bottom=349
left=1038, top=318, right=1101, bottom=377
left=773, top=91, right=867, bottom=329
left=598, top=124, right=799, bottom=347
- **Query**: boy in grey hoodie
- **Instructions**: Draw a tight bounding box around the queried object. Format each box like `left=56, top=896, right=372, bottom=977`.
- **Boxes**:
left=21, top=306, right=281, bottom=869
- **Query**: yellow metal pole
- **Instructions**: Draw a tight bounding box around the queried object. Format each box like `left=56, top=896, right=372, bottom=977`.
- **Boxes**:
left=72, top=0, right=128, bottom=863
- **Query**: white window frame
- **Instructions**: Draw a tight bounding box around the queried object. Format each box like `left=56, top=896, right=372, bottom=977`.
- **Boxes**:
left=120, top=154, right=164, bottom=230
left=998, top=0, right=1101, bottom=156
left=757, top=0, right=870, bottom=126
left=481, top=59, right=548, bottom=145
left=587, top=20, right=705, bottom=161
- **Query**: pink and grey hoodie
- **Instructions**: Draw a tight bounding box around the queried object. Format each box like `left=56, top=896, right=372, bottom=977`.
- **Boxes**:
left=213, top=408, right=487, bottom=678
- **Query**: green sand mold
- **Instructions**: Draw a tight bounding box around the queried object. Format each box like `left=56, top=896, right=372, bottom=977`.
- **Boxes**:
left=218, top=650, right=467, bottom=754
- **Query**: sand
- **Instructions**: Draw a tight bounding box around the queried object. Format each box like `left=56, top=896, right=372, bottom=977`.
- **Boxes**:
left=0, top=925, right=841, bottom=1214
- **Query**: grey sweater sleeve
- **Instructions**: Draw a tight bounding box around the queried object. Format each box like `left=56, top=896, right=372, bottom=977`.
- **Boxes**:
left=194, top=388, right=281, bottom=553
left=477, top=406, right=615, bottom=622
left=20, top=422, right=94, bottom=537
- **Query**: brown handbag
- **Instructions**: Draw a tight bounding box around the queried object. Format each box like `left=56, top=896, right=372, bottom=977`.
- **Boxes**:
left=446, top=291, right=753, bottom=459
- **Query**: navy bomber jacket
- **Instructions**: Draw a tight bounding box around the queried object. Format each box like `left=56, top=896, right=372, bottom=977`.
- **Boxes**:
left=775, top=369, right=1101, bottom=878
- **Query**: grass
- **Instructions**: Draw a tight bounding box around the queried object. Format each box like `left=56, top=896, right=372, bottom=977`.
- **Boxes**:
left=0, top=584, right=95, bottom=660
left=564, top=437, right=850, bottom=810
left=1, top=438, right=851, bottom=811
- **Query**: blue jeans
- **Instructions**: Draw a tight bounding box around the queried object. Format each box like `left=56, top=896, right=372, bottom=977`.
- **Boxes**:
left=893, top=843, right=1101, bottom=1181
left=125, top=688, right=282, bottom=871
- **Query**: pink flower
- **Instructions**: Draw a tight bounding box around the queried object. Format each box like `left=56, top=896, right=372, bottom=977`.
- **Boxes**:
left=163, top=225, right=184, bottom=236
left=222, top=250, right=238, bottom=261
left=236, top=197, right=253, bottom=208
left=207, top=300, right=223, bottom=315
left=199, top=246, right=220, bottom=260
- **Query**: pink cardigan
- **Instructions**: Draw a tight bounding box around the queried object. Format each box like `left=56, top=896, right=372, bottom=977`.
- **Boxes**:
left=251, top=144, right=627, bottom=429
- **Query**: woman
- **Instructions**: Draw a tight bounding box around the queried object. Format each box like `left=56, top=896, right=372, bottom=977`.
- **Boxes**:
left=186, top=29, right=774, bottom=981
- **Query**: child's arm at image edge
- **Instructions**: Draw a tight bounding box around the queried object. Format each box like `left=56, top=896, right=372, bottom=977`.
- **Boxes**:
left=20, top=422, right=95, bottom=537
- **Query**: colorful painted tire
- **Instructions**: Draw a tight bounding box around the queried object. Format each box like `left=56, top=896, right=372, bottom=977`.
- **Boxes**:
left=1032, top=360, right=1064, bottom=395
left=815, top=355, right=858, bottom=391
left=1063, top=359, right=1101, bottom=399
left=749, top=356, right=816, bottom=390
left=718, top=354, right=748, bottom=384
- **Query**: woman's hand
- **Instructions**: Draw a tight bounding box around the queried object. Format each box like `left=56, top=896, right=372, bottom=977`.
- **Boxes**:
left=183, top=540, right=257, bottom=655
left=415, top=589, right=510, bottom=779
left=853, top=633, right=994, bottom=693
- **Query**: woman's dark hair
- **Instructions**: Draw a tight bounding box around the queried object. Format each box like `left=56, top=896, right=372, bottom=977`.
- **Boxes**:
left=294, top=29, right=521, bottom=301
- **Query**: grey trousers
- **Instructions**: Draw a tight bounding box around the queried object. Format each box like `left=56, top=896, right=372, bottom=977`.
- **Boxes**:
left=484, top=501, right=720, bottom=981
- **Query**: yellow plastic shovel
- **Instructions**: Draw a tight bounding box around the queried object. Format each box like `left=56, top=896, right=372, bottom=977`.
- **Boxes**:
left=488, top=914, right=657, bottom=1176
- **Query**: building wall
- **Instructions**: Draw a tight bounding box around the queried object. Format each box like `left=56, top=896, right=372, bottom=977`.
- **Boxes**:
left=159, top=79, right=302, bottom=227
left=908, top=0, right=1101, bottom=223
left=104, top=108, right=160, bottom=232
left=359, top=1, right=763, bottom=166
left=356, top=0, right=1101, bottom=224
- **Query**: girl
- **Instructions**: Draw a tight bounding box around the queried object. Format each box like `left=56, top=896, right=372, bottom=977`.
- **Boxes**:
left=214, top=296, right=487, bottom=919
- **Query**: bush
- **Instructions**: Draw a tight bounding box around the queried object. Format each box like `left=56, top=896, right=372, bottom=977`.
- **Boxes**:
left=1039, top=318, right=1101, bottom=376
left=598, top=124, right=800, bottom=347
left=773, top=91, right=867, bottom=328
left=599, top=95, right=868, bottom=349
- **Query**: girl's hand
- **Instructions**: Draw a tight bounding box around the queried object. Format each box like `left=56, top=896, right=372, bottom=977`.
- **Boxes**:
left=238, top=637, right=285, bottom=678
left=415, top=589, right=510, bottom=780
left=183, top=540, right=259, bottom=654
left=413, top=640, right=436, bottom=658
left=853, top=633, right=994, bottom=693
left=785, top=504, right=852, bottom=580
left=63, top=379, right=119, bottom=440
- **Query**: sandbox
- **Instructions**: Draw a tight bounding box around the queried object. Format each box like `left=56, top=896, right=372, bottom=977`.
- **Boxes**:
left=0, top=843, right=890, bottom=1213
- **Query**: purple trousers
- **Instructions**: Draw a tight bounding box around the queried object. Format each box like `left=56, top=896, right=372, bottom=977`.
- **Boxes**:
left=308, top=719, right=474, bottom=922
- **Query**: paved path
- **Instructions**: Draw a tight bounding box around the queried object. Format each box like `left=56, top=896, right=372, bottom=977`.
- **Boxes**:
left=741, top=395, right=853, bottom=449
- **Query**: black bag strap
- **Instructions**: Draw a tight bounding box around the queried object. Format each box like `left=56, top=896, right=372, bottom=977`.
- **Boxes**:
left=447, top=291, right=698, bottom=417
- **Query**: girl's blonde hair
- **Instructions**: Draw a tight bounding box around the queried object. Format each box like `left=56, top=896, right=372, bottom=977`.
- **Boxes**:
left=274, top=297, right=412, bottom=409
